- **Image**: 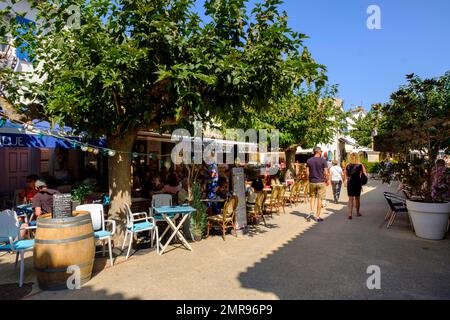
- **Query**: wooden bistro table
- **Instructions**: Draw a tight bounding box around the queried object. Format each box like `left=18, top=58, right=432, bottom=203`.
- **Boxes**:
left=153, top=205, right=196, bottom=255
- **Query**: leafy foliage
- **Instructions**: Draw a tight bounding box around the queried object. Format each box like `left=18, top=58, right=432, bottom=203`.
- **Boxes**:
left=360, top=159, right=382, bottom=174
left=376, top=72, right=450, bottom=201
left=224, top=85, right=347, bottom=150
left=0, top=0, right=317, bottom=138
left=190, top=182, right=207, bottom=236
left=71, top=182, right=93, bottom=203
left=349, top=109, right=377, bottom=148
left=0, top=0, right=324, bottom=219
left=376, top=72, right=450, bottom=156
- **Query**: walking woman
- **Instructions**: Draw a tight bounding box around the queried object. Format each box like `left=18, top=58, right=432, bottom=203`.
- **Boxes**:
left=344, top=152, right=367, bottom=219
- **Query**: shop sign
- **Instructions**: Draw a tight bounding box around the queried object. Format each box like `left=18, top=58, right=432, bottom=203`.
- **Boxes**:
left=0, top=134, right=26, bottom=147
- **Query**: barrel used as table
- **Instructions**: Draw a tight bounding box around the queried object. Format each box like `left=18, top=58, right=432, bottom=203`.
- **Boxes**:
left=33, top=211, right=95, bottom=290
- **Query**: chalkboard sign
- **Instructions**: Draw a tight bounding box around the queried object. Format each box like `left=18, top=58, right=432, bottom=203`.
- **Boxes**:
left=52, top=194, right=73, bottom=219
left=232, top=167, right=247, bottom=235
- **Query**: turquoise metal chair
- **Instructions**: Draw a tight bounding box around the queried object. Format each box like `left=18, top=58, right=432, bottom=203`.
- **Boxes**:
left=122, top=203, right=159, bottom=259
left=0, top=210, right=35, bottom=287
left=76, top=204, right=116, bottom=267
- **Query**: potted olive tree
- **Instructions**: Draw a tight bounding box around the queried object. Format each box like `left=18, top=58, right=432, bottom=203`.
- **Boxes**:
left=376, top=72, right=450, bottom=240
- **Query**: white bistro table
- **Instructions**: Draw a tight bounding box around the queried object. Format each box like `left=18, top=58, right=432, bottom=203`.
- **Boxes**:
left=153, top=205, right=196, bottom=255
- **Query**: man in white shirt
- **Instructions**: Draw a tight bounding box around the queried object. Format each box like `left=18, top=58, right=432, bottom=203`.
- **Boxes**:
left=330, top=160, right=344, bottom=204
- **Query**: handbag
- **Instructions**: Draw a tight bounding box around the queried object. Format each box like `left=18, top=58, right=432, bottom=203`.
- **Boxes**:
left=361, top=165, right=368, bottom=186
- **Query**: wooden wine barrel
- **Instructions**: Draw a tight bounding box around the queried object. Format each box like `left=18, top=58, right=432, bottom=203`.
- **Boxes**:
left=33, top=211, right=95, bottom=290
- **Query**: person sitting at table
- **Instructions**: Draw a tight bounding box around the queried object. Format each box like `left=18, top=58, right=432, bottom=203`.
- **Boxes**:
left=151, top=176, right=164, bottom=192
left=31, top=180, right=61, bottom=220
left=178, top=178, right=189, bottom=205
left=19, top=179, right=61, bottom=238
left=161, top=173, right=181, bottom=194
left=18, top=174, right=40, bottom=205
left=159, top=166, right=169, bottom=185
left=246, top=178, right=264, bottom=213
left=216, top=177, right=230, bottom=200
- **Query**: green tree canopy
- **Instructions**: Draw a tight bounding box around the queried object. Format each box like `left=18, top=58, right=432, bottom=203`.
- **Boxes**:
left=0, top=0, right=321, bottom=226
left=222, top=79, right=347, bottom=178
left=375, top=72, right=450, bottom=158
left=349, top=108, right=378, bottom=148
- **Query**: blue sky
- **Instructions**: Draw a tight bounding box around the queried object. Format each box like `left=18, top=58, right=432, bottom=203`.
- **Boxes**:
left=196, top=0, right=450, bottom=110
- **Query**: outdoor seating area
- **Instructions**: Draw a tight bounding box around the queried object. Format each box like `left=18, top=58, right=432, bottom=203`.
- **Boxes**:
left=0, top=0, right=449, bottom=303
left=0, top=170, right=318, bottom=290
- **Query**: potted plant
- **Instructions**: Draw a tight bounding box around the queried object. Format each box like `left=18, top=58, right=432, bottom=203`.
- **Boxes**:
left=190, top=183, right=207, bottom=241
left=402, top=159, right=450, bottom=240
left=375, top=72, right=450, bottom=240
left=71, top=182, right=93, bottom=208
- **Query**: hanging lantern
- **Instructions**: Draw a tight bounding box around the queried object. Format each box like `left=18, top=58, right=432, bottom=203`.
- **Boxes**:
left=108, top=150, right=116, bottom=157
left=0, top=118, right=6, bottom=128
left=81, top=145, right=88, bottom=152
left=87, top=147, right=93, bottom=153
left=93, top=148, right=99, bottom=155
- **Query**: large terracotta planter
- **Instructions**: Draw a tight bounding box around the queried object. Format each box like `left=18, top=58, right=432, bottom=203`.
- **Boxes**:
left=406, top=200, right=450, bottom=240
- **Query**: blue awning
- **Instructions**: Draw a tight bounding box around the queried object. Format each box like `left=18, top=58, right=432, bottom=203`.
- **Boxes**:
left=0, top=120, right=106, bottom=148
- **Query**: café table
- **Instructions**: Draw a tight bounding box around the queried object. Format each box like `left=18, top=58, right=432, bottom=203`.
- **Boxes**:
left=201, top=198, right=226, bottom=203
left=153, top=205, right=196, bottom=255
left=16, top=204, right=34, bottom=222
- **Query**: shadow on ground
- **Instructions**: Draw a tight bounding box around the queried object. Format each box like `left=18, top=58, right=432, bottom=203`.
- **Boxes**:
left=23, top=283, right=139, bottom=300
left=238, top=183, right=450, bottom=300
left=0, top=283, right=33, bottom=299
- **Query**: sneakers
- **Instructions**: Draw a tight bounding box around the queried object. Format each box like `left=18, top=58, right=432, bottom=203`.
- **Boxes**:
left=306, top=214, right=324, bottom=222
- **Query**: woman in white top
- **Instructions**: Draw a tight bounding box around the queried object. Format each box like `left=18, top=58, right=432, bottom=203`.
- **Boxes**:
left=330, top=160, right=344, bottom=203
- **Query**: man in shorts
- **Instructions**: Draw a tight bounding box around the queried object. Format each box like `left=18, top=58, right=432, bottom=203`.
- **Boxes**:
left=306, top=147, right=330, bottom=222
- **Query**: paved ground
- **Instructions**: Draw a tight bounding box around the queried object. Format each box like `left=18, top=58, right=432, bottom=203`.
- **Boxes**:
left=1, top=181, right=450, bottom=300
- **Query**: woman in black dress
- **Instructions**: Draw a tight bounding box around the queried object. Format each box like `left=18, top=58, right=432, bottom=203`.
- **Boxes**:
left=344, top=152, right=367, bottom=219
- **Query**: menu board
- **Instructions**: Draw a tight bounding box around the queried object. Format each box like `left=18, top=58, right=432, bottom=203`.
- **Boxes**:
left=232, top=167, right=247, bottom=235
left=52, top=194, right=73, bottom=219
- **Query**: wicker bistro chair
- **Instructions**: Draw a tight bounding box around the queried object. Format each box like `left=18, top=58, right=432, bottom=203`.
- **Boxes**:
left=247, top=192, right=267, bottom=227
left=284, top=181, right=300, bottom=206
left=206, top=196, right=238, bottom=240
left=297, top=181, right=310, bottom=204
left=264, top=186, right=280, bottom=217
left=277, top=185, right=287, bottom=214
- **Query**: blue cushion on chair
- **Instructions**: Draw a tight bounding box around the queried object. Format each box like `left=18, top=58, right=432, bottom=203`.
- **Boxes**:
left=0, top=239, right=34, bottom=251
left=94, top=230, right=112, bottom=239
left=129, top=222, right=154, bottom=232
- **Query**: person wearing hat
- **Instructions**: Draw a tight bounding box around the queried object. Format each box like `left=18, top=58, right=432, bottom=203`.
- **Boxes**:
left=31, top=180, right=61, bottom=222
left=18, top=180, right=60, bottom=238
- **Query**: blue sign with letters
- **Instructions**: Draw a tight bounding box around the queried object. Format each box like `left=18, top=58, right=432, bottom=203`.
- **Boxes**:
left=0, top=120, right=106, bottom=148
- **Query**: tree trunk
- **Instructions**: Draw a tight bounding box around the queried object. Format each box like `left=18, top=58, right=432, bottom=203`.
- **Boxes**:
left=107, top=131, right=137, bottom=237
left=284, top=148, right=297, bottom=180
